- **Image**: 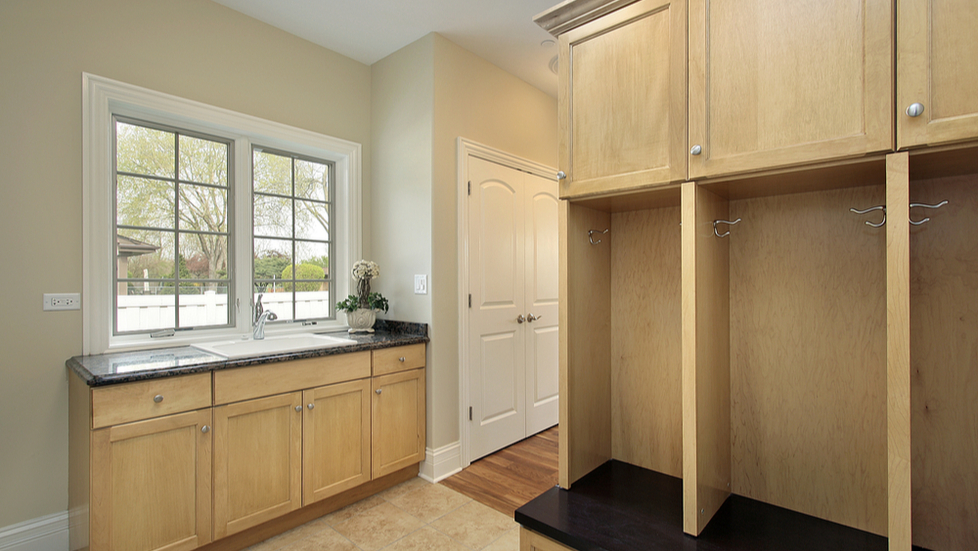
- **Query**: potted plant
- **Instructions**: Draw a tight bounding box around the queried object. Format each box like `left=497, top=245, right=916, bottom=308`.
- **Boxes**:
left=336, top=260, right=389, bottom=333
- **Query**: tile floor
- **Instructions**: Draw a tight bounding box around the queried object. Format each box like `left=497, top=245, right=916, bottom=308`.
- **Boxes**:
left=246, top=477, right=520, bottom=551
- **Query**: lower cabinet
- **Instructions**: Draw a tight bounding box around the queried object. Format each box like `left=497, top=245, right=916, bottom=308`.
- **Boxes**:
left=70, top=344, right=426, bottom=551
left=90, top=408, right=212, bottom=551
left=372, top=368, right=426, bottom=478
left=213, top=392, right=303, bottom=539
left=520, top=528, right=574, bottom=551
left=302, top=378, right=372, bottom=505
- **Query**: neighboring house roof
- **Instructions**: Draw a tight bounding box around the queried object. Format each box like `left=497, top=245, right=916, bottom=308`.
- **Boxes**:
left=117, top=234, right=159, bottom=258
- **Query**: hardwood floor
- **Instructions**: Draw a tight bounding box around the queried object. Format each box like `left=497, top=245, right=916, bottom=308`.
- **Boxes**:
left=441, top=426, right=558, bottom=518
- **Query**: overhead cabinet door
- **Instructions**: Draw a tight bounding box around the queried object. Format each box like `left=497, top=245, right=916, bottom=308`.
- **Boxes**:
left=688, top=0, right=893, bottom=179
left=897, top=0, right=978, bottom=149
left=558, top=0, right=687, bottom=198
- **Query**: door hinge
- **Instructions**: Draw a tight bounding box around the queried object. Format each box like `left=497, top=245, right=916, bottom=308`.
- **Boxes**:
left=467, top=181, right=471, bottom=195
left=469, top=406, right=473, bottom=421
left=468, top=294, right=471, bottom=308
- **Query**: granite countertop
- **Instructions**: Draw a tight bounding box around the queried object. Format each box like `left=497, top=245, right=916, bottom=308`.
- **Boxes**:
left=67, top=320, right=428, bottom=387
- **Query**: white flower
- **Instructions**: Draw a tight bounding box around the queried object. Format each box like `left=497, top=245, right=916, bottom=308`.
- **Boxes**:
left=352, top=259, right=380, bottom=281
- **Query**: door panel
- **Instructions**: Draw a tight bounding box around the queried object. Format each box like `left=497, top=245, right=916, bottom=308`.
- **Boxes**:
left=689, top=0, right=892, bottom=178
left=302, top=379, right=371, bottom=506
left=372, top=369, right=426, bottom=478
left=468, top=156, right=528, bottom=460
left=525, top=175, right=560, bottom=435
left=91, top=409, right=211, bottom=551
left=213, top=392, right=302, bottom=539
left=898, top=0, right=978, bottom=148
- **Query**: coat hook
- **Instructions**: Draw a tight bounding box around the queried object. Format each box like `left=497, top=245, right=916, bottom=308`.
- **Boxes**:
left=909, top=200, right=948, bottom=226
left=588, top=229, right=609, bottom=245
left=713, top=218, right=741, bottom=238
left=850, top=205, right=886, bottom=228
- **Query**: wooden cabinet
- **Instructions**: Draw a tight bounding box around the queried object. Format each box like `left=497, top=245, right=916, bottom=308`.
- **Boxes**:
left=520, top=527, right=575, bottom=551
left=302, top=379, right=372, bottom=505
left=90, top=408, right=212, bottom=551
left=71, top=344, right=426, bottom=551
left=688, top=0, right=893, bottom=179
left=213, top=392, right=303, bottom=539
left=555, top=0, right=687, bottom=198
left=897, top=0, right=978, bottom=149
left=372, top=368, right=426, bottom=478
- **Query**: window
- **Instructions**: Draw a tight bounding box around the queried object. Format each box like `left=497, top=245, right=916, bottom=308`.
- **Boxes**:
left=84, top=74, right=361, bottom=353
left=114, top=119, right=233, bottom=334
left=252, top=148, right=333, bottom=321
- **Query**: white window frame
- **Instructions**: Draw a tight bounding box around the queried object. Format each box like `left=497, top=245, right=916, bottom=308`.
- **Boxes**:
left=83, top=73, right=361, bottom=354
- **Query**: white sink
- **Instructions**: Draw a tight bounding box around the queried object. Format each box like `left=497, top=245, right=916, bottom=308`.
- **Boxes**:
left=191, top=334, right=356, bottom=359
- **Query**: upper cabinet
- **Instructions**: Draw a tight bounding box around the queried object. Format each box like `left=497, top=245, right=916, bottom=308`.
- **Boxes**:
left=554, top=0, right=687, bottom=198
left=687, top=0, right=893, bottom=179
left=897, top=0, right=978, bottom=149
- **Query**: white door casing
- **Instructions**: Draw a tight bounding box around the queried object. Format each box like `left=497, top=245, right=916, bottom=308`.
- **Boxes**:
left=459, top=139, right=559, bottom=464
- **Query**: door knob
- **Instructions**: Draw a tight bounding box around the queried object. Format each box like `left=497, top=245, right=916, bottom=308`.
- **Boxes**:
left=906, top=103, right=925, bottom=117
left=527, top=313, right=542, bottom=322
left=517, top=314, right=525, bottom=324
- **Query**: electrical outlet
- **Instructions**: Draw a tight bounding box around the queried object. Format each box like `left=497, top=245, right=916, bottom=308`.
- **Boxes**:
left=414, top=274, right=427, bottom=295
left=43, top=293, right=81, bottom=311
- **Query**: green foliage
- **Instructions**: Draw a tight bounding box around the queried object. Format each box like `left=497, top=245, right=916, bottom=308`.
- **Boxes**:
left=305, top=255, right=330, bottom=272
left=336, top=292, right=389, bottom=314
left=254, top=253, right=290, bottom=281
left=281, top=263, right=325, bottom=292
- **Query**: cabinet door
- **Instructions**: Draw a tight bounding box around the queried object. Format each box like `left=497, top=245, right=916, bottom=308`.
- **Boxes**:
left=213, top=392, right=302, bottom=539
left=688, top=0, right=893, bottom=179
left=302, top=379, right=371, bottom=505
left=372, top=369, right=426, bottom=478
left=90, top=409, right=211, bottom=551
left=558, top=0, right=686, bottom=198
left=897, top=0, right=978, bottom=149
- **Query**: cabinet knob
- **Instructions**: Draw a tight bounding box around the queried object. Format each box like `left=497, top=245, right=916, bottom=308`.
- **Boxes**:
left=376, top=389, right=382, bottom=394
left=201, top=425, right=210, bottom=433
left=295, top=405, right=303, bottom=412
left=307, top=403, right=315, bottom=410
left=517, top=314, right=525, bottom=324
left=153, top=395, right=163, bottom=403
left=399, top=356, right=406, bottom=362
left=556, top=171, right=567, bottom=180
left=690, top=144, right=702, bottom=156
left=907, top=103, right=925, bottom=117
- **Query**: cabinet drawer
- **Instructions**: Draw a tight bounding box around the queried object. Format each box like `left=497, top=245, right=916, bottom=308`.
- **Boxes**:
left=214, top=351, right=370, bottom=405
left=91, top=373, right=212, bottom=429
left=372, top=344, right=425, bottom=376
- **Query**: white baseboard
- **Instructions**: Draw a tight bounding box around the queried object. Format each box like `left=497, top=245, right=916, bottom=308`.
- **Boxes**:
left=0, top=512, right=68, bottom=551
left=419, top=441, right=462, bottom=483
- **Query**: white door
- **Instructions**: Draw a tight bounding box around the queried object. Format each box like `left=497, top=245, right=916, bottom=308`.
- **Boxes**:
left=467, top=155, right=559, bottom=461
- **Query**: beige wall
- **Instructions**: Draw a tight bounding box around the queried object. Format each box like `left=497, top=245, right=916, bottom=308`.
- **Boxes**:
left=0, top=0, right=371, bottom=528
left=371, top=33, right=557, bottom=450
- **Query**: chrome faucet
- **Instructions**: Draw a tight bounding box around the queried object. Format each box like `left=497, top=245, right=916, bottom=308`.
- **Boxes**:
left=253, top=294, right=277, bottom=340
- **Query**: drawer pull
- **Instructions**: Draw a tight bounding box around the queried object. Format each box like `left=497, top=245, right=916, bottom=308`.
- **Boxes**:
left=399, top=357, right=406, bottom=362
left=153, top=395, right=163, bottom=403
left=201, top=425, right=210, bottom=434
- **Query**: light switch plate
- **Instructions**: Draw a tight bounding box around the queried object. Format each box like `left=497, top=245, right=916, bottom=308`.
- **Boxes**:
left=44, top=293, right=81, bottom=311
left=414, top=275, right=427, bottom=295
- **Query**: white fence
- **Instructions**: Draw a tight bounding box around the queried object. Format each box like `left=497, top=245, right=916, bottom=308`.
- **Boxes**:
left=117, top=291, right=331, bottom=331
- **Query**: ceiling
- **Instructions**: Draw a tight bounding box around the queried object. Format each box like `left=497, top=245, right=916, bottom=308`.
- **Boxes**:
left=211, top=0, right=561, bottom=97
